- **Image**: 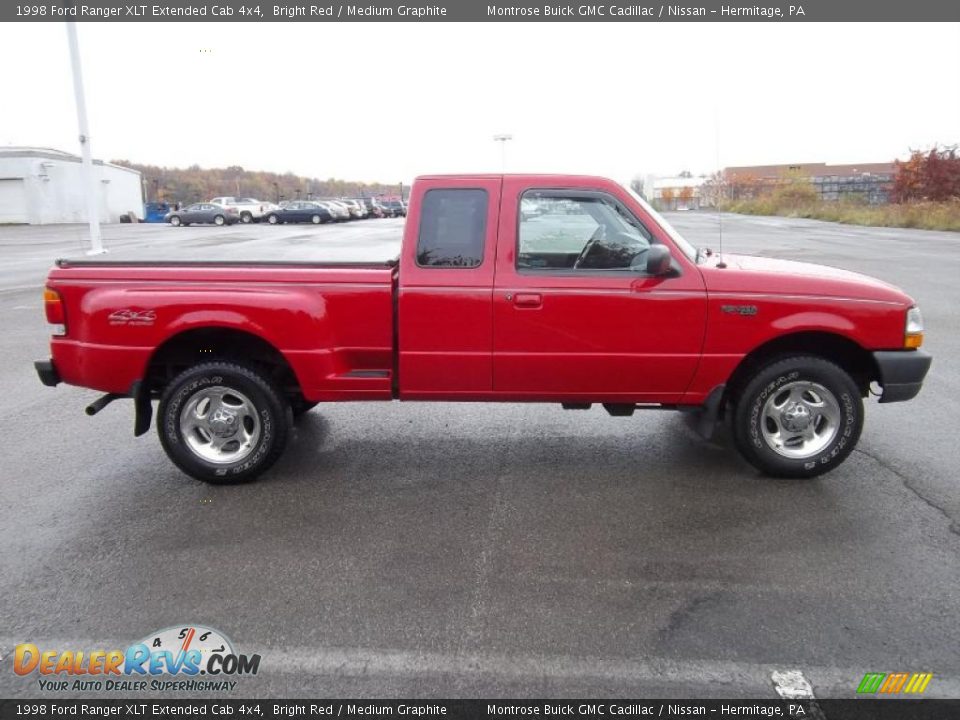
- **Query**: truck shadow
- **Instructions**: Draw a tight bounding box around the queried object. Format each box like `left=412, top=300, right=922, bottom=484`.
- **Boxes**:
left=272, top=406, right=809, bottom=494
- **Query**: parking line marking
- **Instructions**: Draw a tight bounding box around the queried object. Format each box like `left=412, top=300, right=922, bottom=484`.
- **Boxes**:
left=772, top=669, right=815, bottom=698
left=772, top=670, right=827, bottom=720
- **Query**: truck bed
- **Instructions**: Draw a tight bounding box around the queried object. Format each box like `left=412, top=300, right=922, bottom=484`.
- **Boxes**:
left=45, top=259, right=399, bottom=402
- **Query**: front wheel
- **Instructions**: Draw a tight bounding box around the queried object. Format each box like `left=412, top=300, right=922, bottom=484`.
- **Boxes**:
left=240, top=212, right=253, bottom=224
left=267, top=214, right=279, bottom=225
left=169, top=216, right=181, bottom=227
left=732, top=356, right=863, bottom=478
left=311, top=214, right=322, bottom=224
left=158, top=362, right=290, bottom=484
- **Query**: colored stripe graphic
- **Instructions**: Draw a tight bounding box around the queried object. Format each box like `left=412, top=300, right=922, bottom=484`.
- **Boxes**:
left=857, top=673, right=886, bottom=693
left=880, top=672, right=909, bottom=693
left=859, top=671, right=933, bottom=694
left=903, top=673, right=934, bottom=694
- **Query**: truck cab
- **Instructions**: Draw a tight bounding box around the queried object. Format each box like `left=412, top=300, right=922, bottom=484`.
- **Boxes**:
left=398, top=175, right=706, bottom=403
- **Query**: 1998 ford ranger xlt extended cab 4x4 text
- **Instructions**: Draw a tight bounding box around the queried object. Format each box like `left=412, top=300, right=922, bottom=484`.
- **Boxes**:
left=35, top=174, right=931, bottom=483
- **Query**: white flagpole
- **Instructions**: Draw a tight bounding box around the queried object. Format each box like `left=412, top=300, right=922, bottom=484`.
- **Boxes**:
left=65, top=21, right=105, bottom=255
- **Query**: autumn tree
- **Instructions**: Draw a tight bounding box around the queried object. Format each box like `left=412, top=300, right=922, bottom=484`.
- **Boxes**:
left=112, top=160, right=404, bottom=204
left=658, top=187, right=676, bottom=210
left=723, top=170, right=761, bottom=200
left=892, top=145, right=960, bottom=202
left=629, top=175, right=647, bottom=200
left=699, top=171, right=725, bottom=207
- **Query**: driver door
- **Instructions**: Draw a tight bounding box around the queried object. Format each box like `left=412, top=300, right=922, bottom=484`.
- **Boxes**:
left=492, top=185, right=707, bottom=402
left=184, top=204, right=203, bottom=223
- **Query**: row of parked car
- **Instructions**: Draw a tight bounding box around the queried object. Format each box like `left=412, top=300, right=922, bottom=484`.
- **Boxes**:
left=163, top=196, right=407, bottom=227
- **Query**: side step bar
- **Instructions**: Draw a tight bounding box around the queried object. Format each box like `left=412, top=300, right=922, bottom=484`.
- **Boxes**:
left=560, top=402, right=680, bottom=417
left=559, top=385, right=727, bottom=439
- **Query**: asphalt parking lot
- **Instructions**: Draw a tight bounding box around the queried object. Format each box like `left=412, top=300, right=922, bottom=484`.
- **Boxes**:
left=1, top=214, right=958, bottom=699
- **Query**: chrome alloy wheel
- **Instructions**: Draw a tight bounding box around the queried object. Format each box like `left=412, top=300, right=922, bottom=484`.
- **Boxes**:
left=761, top=380, right=841, bottom=459
left=179, top=385, right=261, bottom=464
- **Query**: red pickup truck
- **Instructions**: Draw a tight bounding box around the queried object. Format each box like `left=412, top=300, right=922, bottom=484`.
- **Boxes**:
left=35, top=174, right=931, bottom=484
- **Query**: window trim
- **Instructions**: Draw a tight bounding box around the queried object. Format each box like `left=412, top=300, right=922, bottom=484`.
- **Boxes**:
left=415, top=187, right=489, bottom=270
left=516, top=188, right=676, bottom=277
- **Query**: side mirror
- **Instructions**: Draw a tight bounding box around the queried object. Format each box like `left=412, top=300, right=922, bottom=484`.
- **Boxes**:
left=646, top=245, right=672, bottom=276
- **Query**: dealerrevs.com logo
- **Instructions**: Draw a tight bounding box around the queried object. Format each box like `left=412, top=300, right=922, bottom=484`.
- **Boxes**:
left=13, top=625, right=261, bottom=692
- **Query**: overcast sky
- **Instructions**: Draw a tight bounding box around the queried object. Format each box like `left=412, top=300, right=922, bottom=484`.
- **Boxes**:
left=1, top=22, right=957, bottom=185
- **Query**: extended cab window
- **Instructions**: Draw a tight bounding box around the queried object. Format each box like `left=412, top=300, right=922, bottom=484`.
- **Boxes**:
left=417, top=189, right=487, bottom=268
left=518, top=192, right=654, bottom=272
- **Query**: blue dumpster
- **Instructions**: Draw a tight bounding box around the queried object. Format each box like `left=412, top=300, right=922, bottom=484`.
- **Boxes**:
left=144, top=202, right=171, bottom=223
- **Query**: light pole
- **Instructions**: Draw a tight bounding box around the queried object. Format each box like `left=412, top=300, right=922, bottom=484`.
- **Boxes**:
left=493, top=133, right=512, bottom=172
left=66, top=22, right=104, bottom=255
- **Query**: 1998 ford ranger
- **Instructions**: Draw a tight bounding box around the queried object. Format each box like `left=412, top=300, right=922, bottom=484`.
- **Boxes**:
left=34, top=174, right=931, bottom=483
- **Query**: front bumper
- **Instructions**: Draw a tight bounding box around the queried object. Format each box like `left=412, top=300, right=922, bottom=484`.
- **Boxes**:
left=873, top=350, right=932, bottom=403
left=35, top=359, right=61, bottom=387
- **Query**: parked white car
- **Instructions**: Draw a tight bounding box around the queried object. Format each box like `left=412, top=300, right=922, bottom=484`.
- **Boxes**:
left=319, top=200, right=351, bottom=221
left=338, top=199, right=367, bottom=219
left=209, top=197, right=277, bottom=224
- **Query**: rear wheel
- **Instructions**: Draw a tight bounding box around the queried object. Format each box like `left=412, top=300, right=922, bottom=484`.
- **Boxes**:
left=240, top=212, right=253, bottom=224
left=267, top=214, right=279, bottom=225
left=732, top=355, right=863, bottom=478
left=214, top=215, right=226, bottom=226
left=311, top=214, right=322, bottom=224
left=158, top=362, right=290, bottom=484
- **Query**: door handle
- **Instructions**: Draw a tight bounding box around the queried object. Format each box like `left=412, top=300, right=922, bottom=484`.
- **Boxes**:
left=513, top=292, right=542, bottom=308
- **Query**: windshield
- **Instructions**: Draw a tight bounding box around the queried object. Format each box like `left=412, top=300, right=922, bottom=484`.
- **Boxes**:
left=622, top=184, right=698, bottom=263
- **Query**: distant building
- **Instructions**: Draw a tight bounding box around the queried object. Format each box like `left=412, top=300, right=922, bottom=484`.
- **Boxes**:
left=651, top=175, right=707, bottom=210
left=0, top=147, right=143, bottom=224
left=724, top=162, right=896, bottom=204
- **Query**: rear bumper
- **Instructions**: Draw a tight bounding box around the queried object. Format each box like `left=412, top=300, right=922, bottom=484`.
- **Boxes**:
left=874, top=350, right=932, bottom=403
left=35, top=359, right=61, bottom=387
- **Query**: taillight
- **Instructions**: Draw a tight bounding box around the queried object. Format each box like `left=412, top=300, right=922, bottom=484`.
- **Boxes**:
left=43, top=286, right=66, bottom=335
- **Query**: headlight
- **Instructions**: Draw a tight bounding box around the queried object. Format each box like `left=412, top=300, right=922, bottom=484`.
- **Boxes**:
left=905, top=306, right=924, bottom=348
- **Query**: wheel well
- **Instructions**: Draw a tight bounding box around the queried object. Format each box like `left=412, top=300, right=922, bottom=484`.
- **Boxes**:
left=724, top=331, right=879, bottom=406
left=145, top=328, right=303, bottom=401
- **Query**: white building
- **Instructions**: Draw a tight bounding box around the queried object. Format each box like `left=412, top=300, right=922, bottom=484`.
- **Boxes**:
left=651, top=175, right=707, bottom=211
left=0, top=147, right=143, bottom=225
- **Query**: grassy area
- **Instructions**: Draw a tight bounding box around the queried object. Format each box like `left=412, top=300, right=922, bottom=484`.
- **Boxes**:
left=724, top=193, right=960, bottom=232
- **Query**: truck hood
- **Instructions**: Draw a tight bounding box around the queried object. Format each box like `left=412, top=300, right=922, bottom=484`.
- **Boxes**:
left=699, top=253, right=914, bottom=306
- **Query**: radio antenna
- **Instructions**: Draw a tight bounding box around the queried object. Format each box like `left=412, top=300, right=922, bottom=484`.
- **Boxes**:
left=713, top=104, right=727, bottom=269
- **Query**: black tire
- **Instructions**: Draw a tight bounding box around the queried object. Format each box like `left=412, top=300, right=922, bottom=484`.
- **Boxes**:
left=311, top=214, right=322, bottom=224
left=214, top=215, right=225, bottom=226
left=290, top=398, right=319, bottom=419
left=169, top=216, right=181, bottom=227
left=158, top=362, right=290, bottom=484
left=732, top=356, right=863, bottom=478
left=240, top=212, right=253, bottom=224
left=267, top=214, right=279, bottom=225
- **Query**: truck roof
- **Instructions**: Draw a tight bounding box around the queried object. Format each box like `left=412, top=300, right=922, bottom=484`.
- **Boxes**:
left=413, top=173, right=613, bottom=182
